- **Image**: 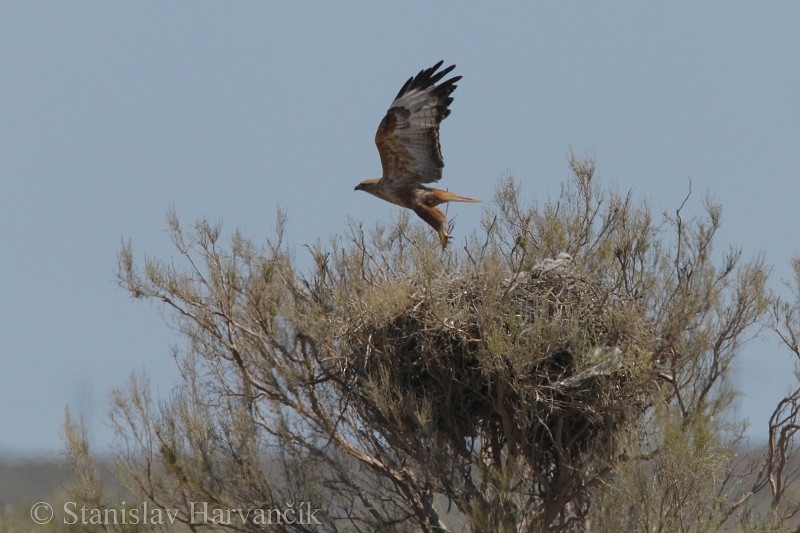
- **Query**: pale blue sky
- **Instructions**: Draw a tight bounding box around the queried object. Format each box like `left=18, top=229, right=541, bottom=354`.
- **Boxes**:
left=2, top=2, right=798, bottom=455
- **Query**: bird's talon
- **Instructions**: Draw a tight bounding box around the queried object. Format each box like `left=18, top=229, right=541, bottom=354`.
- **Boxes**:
left=439, top=231, right=452, bottom=249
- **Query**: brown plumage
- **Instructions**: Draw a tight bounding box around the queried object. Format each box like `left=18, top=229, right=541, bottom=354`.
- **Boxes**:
left=354, top=61, right=480, bottom=248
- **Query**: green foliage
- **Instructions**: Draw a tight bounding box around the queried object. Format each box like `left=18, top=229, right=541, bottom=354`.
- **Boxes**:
left=60, top=154, right=800, bottom=532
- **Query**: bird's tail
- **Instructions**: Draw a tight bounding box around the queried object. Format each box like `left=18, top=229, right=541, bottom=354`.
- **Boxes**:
left=431, top=189, right=481, bottom=205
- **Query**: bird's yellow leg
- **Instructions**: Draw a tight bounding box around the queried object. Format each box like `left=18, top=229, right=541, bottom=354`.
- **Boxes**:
left=438, top=229, right=452, bottom=249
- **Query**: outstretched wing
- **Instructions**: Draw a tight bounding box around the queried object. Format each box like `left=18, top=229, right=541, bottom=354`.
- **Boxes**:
left=375, top=61, right=461, bottom=187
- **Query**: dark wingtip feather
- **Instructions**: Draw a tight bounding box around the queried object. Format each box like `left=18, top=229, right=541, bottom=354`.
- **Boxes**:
left=394, top=61, right=460, bottom=100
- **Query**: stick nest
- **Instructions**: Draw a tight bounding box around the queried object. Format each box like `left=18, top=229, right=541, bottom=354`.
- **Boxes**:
left=340, top=263, right=658, bottom=466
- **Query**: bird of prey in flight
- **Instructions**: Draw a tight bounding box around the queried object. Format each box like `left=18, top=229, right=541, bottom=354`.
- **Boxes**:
left=354, top=61, right=480, bottom=248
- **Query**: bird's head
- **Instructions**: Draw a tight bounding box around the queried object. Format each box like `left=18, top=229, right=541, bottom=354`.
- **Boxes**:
left=354, top=179, right=380, bottom=194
